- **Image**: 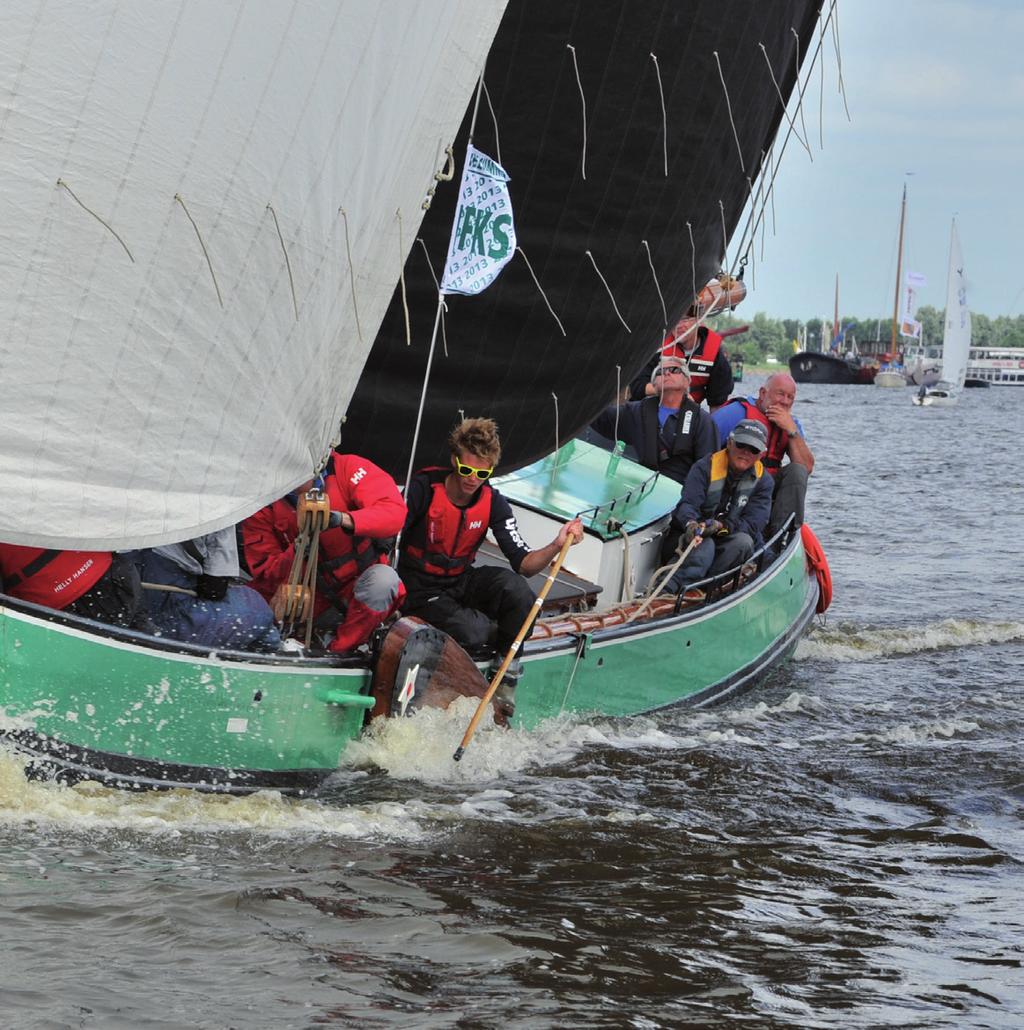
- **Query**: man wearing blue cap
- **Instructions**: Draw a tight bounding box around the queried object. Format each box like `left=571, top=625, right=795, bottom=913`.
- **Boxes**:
left=661, top=418, right=774, bottom=596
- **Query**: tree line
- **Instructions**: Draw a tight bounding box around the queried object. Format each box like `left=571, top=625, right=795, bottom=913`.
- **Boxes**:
left=712, top=308, right=1024, bottom=363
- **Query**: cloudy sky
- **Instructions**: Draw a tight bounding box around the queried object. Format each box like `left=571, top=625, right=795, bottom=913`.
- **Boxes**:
left=732, top=0, right=1020, bottom=321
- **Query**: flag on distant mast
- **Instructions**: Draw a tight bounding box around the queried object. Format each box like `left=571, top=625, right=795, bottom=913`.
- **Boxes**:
left=440, top=145, right=516, bottom=295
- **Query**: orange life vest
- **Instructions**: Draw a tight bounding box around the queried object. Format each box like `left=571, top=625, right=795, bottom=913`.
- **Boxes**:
left=729, top=398, right=790, bottom=474
left=401, top=469, right=492, bottom=578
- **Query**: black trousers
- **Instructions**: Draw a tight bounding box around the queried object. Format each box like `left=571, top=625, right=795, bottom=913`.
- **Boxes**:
left=66, top=553, right=153, bottom=632
left=402, top=565, right=535, bottom=656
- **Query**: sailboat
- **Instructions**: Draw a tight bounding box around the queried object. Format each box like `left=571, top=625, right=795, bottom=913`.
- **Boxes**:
left=874, top=186, right=911, bottom=387
left=788, top=277, right=876, bottom=384
left=912, top=220, right=971, bottom=407
left=0, top=1, right=829, bottom=794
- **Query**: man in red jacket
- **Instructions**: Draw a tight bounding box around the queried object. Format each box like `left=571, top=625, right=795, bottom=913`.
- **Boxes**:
left=240, top=452, right=407, bottom=653
left=0, top=545, right=148, bottom=629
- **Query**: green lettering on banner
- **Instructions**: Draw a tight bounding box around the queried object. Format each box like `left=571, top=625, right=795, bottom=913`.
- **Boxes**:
left=470, top=208, right=492, bottom=256
left=488, top=214, right=512, bottom=260
left=455, top=205, right=475, bottom=252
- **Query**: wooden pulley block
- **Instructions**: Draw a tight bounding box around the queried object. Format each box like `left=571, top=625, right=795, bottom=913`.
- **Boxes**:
left=271, top=583, right=311, bottom=623
left=298, top=490, right=330, bottom=532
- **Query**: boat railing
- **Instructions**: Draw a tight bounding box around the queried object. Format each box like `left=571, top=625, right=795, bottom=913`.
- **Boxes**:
left=576, top=469, right=661, bottom=529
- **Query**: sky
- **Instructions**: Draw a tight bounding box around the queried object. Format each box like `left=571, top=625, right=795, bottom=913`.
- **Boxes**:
left=730, top=0, right=1024, bottom=321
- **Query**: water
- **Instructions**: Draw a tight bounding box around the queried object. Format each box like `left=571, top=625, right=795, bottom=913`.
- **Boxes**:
left=2, top=379, right=1022, bottom=1028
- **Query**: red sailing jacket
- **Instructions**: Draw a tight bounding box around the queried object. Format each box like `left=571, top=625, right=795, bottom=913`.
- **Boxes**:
left=241, top=453, right=406, bottom=609
left=0, top=544, right=110, bottom=608
left=400, top=468, right=492, bottom=578
left=729, top=398, right=790, bottom=474
left=663, top=327, right=723, bottom=405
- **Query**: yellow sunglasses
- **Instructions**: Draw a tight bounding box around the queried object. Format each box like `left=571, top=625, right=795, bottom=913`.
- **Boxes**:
left=456, top=461, right=494, bottom=480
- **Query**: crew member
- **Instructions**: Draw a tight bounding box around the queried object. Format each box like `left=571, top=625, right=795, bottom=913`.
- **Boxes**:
left=0, top=545, right=148, bottom=629
left=712, top=372, right=813, bottom=538
left=662, top=419, right=774, bottom=596
left=590, top=356, right=717, bottom=484
left=399, top=417, right=583, bottom=716
left=241, top=452, right=406, bottom=653
left=630, top=326, right=734, bottom=409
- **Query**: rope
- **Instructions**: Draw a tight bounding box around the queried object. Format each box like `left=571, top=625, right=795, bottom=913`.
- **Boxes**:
left=481, top=80, right=502, bottom=166
left=566, top=45, right=588, bottom=181
left=338, top=207, right=363, bottom=343
left=467, top=67, right=486, bottom=144
left=712, top=52, right=745, bottom=174
left=618, top=524, right=634, bottom=603
left=266, top=203, right=299, bottom=320
left=552, top=393, right=560, bottom=459
left=56, top=179, right=134, bottom=263
left=558, top=635, right=587, bottom=713
left=649, top=53, right=668, bottom=177
left=141, top=581, right=197, bottom=597
left=641, top=239, right=668, bottom=335
left=758, top=43, right=812, bottom=161
left=516, top=246, right=566, bottom=335
left=174, top=194, right=223, bottom=308
left=417, top=237, right=448, bottom=356
left=830, top=0, right=851, bottom=120
left=401, top=293, right=445, bottom=500
left=613, top=365, right=621, bottom=441
left=791, top=28, right=812, bottom=154
left=585, top=250, right=630, bottom=332
left=396, top=208, right=411, bottom=345
left=626, top=536, right=700, bottom=624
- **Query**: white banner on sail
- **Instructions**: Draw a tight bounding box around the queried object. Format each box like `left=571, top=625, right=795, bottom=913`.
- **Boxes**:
left=905, top=270, right=927, bottom=288
left=440, top=145, right=515, bottom=295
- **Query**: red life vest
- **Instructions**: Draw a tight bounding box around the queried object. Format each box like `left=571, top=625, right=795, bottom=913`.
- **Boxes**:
left=0, top=544, right=111, bottom=609
left=663, top=326, right=722, bottom=405
left=729, top=398, right=790, bottom=474
left=402, top=468, right=492, bottom=578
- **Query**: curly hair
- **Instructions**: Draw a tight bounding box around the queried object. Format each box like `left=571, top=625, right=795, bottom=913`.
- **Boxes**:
left=447, top=417, right=501, bottom=466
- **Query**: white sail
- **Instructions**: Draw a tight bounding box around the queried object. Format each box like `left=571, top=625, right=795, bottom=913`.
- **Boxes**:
left=0, top=1, right=505, bottom=549
left=938, top=220, right=971, bottom=390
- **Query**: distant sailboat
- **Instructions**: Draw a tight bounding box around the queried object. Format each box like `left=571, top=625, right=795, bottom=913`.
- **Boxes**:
left=874, top=185, right=910, bottom=387
left=912, top=220, right=970, bottom=407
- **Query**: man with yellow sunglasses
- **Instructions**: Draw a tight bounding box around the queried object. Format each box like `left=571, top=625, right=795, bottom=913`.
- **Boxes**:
left=399, top=417, right=583, bottom=717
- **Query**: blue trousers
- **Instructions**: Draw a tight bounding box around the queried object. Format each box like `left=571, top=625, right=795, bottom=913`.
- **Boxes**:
left=140, top=552, right=281, bottom=652
left=665, top=532, right=755, bottom=592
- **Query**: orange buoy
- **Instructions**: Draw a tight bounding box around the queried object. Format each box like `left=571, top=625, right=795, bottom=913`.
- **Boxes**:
left=800, top=523, right=832, bottom=613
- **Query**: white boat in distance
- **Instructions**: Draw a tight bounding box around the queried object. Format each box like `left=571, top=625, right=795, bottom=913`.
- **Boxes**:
left=913, top=220, right=970, bottom=407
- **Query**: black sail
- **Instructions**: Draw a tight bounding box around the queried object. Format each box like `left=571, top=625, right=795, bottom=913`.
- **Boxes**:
left=345, top=0, right=824, bottom=478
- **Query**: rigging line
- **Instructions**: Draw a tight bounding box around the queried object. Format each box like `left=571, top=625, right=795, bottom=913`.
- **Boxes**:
left=759, top=43, right=812, bottom=162
left=337, top=208, right=363, bottom=343
left=791, top=28, right=812, bottom=156
left=467, top=65, right=486, bottom=145
left=56, top=179, right=134, bottom=263
left=756, top=166, right=767, bottom=263
left=719, top=199, right=729, bottom=270
left=831, top=0, right=851, bottom=120
left=712, top=51, right=745, bottom=174
left=558, top=636, right=587, bottom=713
left=516, top=246, right=566, bottom=336
left=396, top=208, right=411, bottom=345
left=613, top=365, right=621, bottom=442
left=417, top=238, right=448, bottom=357
left=266, top=203, right=299, bottom=321
left=641, top=239, right=668, bottom=335
left=585, top=250, right=630, bottom=332
left=819, top=13, right=826, bottom=148
left=173, top=194, right=222, bottom=308
left=400, top=294, right=445, bottom=505
left=686, top=222, right=696, bottom=320
left=481, top=80, right=502, bottom=166
left=649, top=53, right=668, bottom=177
left=732, top=10, right=834, bottom=267
left=769, top=143, right=777, bottom=235
left=552, top=392, right=560, bottom=458
left=566, top=45, right=588, bottom=181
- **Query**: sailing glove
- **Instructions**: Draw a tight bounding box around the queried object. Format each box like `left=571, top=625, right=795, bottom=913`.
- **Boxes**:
left=701, top=519, right=726, bottom=538
left=684, top=521, right=701, bottom=544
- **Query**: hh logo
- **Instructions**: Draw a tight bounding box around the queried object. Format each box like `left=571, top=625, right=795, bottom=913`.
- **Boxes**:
left=350, top=467, right=367, bottom=486
left=468, top=520, right=483, bottom=530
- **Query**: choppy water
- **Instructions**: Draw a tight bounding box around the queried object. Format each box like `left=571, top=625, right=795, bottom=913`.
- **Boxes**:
left=2, top=379, right=1022, bottom=1029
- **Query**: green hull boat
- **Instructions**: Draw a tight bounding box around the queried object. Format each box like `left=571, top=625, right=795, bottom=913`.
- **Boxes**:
left=0, top=443, right=821, bottom=794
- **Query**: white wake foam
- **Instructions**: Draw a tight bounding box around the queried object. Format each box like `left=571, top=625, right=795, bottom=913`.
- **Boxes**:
left=795, top=618, right=1024, bottom=662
